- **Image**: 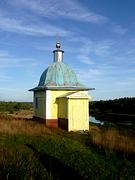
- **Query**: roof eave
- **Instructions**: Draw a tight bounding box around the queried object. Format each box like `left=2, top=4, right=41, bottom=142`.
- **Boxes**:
left=29, top=86, right=95, bottom=92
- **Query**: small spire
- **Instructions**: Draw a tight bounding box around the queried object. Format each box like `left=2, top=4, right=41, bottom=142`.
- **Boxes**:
left=53, top=42, right=64, bottom=62
left=56, top=33, right=60, bottom=47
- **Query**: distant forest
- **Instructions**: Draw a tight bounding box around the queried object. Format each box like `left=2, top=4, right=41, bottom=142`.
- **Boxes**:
left=89, top=97, right=135, bottom=115
left=0, top=102, right=33, bottom=113
left=0, top=97, right=135, bottom=115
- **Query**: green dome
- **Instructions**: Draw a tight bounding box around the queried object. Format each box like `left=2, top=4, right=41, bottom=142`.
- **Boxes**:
left=29, top=42, right=93, bottom=92
left=38, top=62, right=80, bottom=87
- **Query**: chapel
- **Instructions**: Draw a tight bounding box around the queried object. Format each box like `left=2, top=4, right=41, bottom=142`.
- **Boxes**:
left=29, top=42, right=94, bottom=131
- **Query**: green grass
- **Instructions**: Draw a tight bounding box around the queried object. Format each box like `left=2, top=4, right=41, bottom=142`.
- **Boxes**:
left=0, top=111, right=134, bottom=179
left=0, top=133, right=135, bottom=180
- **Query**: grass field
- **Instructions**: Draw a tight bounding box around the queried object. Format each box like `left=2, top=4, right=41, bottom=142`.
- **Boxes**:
left=0, top=111, right=135, bottom=179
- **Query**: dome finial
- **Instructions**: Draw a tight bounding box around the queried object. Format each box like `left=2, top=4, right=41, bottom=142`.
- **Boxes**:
left=56, top=42, right=61, bottom=49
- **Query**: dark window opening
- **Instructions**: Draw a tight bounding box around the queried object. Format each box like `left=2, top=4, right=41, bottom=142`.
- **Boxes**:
left=35, top=97, right=38, bottom=108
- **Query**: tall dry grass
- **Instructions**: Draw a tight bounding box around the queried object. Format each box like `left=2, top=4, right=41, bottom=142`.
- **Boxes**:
left=0, top=112, right=52, bottom=136
left=0, top=111, right=135, bottom=154
left=89, top=125, right=135, bottom=153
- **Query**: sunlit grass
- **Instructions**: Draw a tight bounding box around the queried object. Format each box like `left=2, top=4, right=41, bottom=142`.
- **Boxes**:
left=0, top=111, right=135, bottom=179
left=0, top=112, right=52, bottom=136
left=89, top=125, right=135, bottom=153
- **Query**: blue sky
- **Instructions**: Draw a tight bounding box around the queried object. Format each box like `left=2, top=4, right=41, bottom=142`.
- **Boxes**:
left=0, top=0, right=135, bottom=101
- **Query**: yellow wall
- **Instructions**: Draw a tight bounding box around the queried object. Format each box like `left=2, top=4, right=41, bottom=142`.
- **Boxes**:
left=34, top=90, right=77, bottom=119
left=58, top=97, right=68, bottom=119
left=57, top=95, right=89, bottom=131
left=50, top=90, right=75, bottom=119
left=68, top=98, right=89, bottom=131
left=34, top=90, right=89, bottom=131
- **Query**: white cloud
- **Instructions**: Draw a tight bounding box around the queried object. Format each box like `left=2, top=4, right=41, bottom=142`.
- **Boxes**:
left=77, top=54, right=94, bottom=65
left=75, top=64, right=135, bottom=100
left=73, top=38, right=115, bottom=65
left=0, top=12, right=70, bottom=37
left=111, top=24, right=128, bottom=35
left=76, top=67, right=102, bottom=84
left=0, top=50, right=38, bottom=68
left=9, top=0, right=108, bottom=24
left=93, top=41, right=114, bottom=56
left=70, top=36, right=135, bottom=69
left=0, top=57, right=38, bottom=68
left=71, top=37, right=114, bottom=55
